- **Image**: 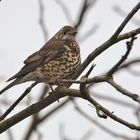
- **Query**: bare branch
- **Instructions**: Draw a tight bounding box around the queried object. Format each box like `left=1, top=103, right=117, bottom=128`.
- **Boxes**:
left=74, top=0, right=97, bottom=29
left=74, top=102, right=136, bottom=140
left=80, top=65, right=107, bottom=119
left=119, top=58, right=140, bottom=69
left=7, top=129, right=14, bottom=140
left=116, top=27, right=140, bottom=42
left=38, top=0, right=48, bottom=41
left=127, top=68, right=140, bottom=77
left=93, top=92, right=136, bottom=108
left=59, top=122, right=93, bottom=140
left=135, top=108, right=140, bottom=139
left=0, top=82, right=38, bottom=122
left=22, top=1, right=51, bottom=139
left=54, top=0, right=73, bottom=24
left=24, top=98, right=69, bottom=140
left=0, top=88, right=140, bottom=133
left=80, top=129, right=93, bottom=140
left=74, top=28, right=140, bottom=84
left=78, top=24, right=99, bottom=43
left=107, top=35, right=137, bottom=76
left=86, top=92, right=140, bottom=130
left=111, top=2, right=140, bottom=39
left=48, top=75, right=140, bottom=104
left=36, top=129, right=43, bottom=140
left=114, top=5, right=140, bottom=26
left=107, top=79, right=140, bottom=103
left=116, top=58, right=140, bottom=76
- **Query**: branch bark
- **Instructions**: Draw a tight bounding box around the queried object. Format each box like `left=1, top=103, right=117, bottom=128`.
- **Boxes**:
left=0, top=88, right=140, bottom=133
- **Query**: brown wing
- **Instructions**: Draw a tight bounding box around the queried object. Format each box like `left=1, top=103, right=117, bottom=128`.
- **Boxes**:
left=7, top=40, right=66, bottom=81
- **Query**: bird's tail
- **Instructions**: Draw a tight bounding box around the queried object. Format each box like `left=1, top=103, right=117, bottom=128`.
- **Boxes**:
left=0, top=78, right=22, bottom=95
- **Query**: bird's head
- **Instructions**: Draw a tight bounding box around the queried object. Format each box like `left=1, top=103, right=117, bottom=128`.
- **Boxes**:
left=53, top=26, right=77, bottom=40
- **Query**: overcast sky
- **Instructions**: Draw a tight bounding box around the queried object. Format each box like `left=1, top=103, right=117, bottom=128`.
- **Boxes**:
left=0, top=0, right=140, bottom=140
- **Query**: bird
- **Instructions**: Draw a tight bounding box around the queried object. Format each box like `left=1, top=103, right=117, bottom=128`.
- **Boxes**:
left=0, top=26, right=81, bottom=95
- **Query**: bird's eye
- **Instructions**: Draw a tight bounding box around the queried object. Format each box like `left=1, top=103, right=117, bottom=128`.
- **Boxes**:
left=63, top=31, right=67, bottom=35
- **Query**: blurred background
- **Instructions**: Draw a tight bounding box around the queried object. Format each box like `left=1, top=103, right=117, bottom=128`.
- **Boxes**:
left=0, top=0, right=140, bottom=140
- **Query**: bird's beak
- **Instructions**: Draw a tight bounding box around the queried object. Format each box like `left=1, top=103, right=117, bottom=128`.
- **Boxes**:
left=71, top=30, right=77, bottom=36
left=73, top=31, right=77, bottom=36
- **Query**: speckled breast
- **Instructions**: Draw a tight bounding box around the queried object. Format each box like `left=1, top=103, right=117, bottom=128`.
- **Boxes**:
left=35, top=40, right=81, bottom=82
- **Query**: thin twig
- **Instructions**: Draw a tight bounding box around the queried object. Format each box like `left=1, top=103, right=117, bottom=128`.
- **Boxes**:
left=7, top=129, right=14, bottom=140
left=0, top=82, right=38, bottom=122
left=116, top=27, right=140, bottom=42
left=59, top=122, right=93, bottom=140
left=107, top=35, right=137, bottom=76
left=38, top=0, right=48, bottom=41
left=80, top=129, right=93, bottom=140
left=23, top=98, right=70, bottom=140
left=114, top=5, right=140, bottom=26
left=54, top=0, right=73, bottom=24
left=111, top=2, right=140, bottom=39
left=74, top=102, right=136, bottom=140
left=107, top=79, right=140, bottom=104
left=74, top=0, right=95, bottom=29
left=119, top=58, right=140, bottom=70
left=116, top=58, right=140, bottom=76
left=0, top=88, right=140, bottom=133
left=80, top=65, right=107, bottom=118
left=48, top=75, right=140, bottom=104
left=36, top=129, right=42, bottom=140
left=127, top=68, right=140, bottom=76
left=74, top=27, right=140, bottom=85
left=93, top=92, right=136, bottom=108
left=78, top=24, right=99, bottom=43
left=135, top=107, right=140, bottom=139
left=23, top=1, right=50, bottom=139
left=87, top=93, right=140, bottom=130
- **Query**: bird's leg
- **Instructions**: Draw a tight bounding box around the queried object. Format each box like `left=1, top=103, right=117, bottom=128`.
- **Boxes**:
left=49, top=84, right=54, bottom=92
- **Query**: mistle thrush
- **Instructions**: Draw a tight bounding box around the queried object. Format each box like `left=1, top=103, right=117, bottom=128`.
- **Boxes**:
left=0, top=26, right=81, bottom=94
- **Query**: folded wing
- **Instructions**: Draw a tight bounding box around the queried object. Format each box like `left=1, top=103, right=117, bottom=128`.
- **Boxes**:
left=7, top=40, right=66, bottom=81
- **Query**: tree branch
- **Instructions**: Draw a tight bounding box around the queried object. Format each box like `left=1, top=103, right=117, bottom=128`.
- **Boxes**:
left=54, top=0, right=73, bottom=24
left=38, top=0, right=48, bottom=41
left=107, top=35, right=137, bottom=76
left=111, top=2, right=140, bottom=39
left=107, top=79, right=140, bottom=104
left=0, top=88, right=140, bottom=133
left=24, top=98, right=70, bottom=140
left=48, top=75, right=140, bottom=104
left=0, top=82, right=38, bottom=122
left=116, top=27, right=140, bottom=42
left=74, top=7, right=140, bottom=81
left=74, top=0, right=97, bottom=29
left=74, top=102, right=136, bottom=140
left=114, top=5, right=140, bottom=26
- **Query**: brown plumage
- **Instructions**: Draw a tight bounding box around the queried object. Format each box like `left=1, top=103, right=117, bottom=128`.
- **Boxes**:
left=0, top=26, right=81, bottom=95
